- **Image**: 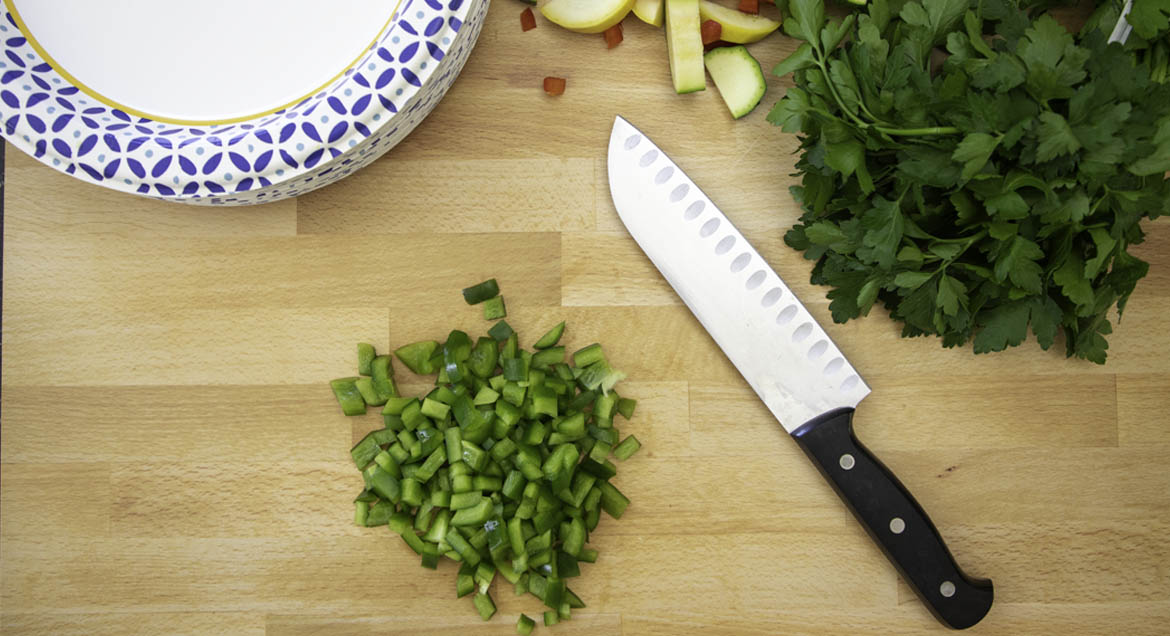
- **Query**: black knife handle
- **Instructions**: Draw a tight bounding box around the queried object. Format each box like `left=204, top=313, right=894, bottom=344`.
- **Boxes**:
left=791, top=407, right=993, bottom=629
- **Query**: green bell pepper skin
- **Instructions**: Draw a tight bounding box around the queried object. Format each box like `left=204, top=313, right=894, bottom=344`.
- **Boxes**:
left=462, top=279, right=500, bottom=305
left=616, top=397, right=637, bottom=419
left=482, top=295, right=507, bottom=320
left=598, top=481, right=629, bottom=519
left=516, top=613, right=536, bottom=635
left=533, top=321, right=566, bottom=349
left=330, top=377, right=366, bottom=415
left=354, top=500, right=369, bottom=526
left=394, top=340, right=440, bottom=375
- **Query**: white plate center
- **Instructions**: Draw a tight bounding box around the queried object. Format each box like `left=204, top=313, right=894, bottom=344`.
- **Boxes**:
left=11, top=0, right=399, bottom=123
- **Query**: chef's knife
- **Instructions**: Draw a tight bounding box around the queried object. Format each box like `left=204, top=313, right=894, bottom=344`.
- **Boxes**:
left=607, top=116, right=993, bottom=630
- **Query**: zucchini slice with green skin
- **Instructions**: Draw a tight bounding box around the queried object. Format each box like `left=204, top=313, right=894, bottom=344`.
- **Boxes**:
left=703, top=45, right=766, bottom=119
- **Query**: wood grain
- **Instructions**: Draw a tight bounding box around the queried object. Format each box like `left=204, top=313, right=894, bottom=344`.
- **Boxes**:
left=3, top=2, right=1169, bottom=635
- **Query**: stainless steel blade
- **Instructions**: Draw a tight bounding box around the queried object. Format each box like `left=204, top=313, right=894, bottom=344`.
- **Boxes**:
left=607, top=116, right=870, bottom=432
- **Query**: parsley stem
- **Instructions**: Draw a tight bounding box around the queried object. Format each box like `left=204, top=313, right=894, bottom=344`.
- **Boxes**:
left=872, top=126, right=961, bottom=136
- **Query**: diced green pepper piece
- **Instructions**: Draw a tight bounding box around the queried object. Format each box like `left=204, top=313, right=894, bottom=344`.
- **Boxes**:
left=534, top=321, right=566, bottom=349
left=502, top=470, right=526, bottom=501
left=516, top=613, right=536, bottom=635
left=473, top=386, right=500, bottom=406
left=357, top=343, right=376, bottom=376
left=588, top=440, right=612, bottom=463
left=354, top=500, right=369, bottom=526
left=472, top=475, right=502, bottom=491
left=395, top=340, right=440, bottom=375
left=421, top=397, right=450, bottom=420
left=365, top=501, right=395, bottom=527
left=461, top=440, right=489, bottom=472
left=353, top=377, right=382, bottom=406
left=502, top=333, right=519, bottom=360
left=400, top=477, right=424, bottom=507
left=616, top=397, right=637, bottom=419
left=531, top=346, right=565, bottom=369
left=467, top=337, right=499, bottom=379
left=556, top=412, right=585, bottom=437
left=421, top=552, right=439, bottom=569
left=557, top=550, right=581, bottom=578
left=364, top=465, right=401, bottom=503
left=415, top=445, right=447, bottom=482
left=473, top=591, right=497, bottom=620
left=503, top=357, right=528, bottom=382
left=382, top=396, right=417, bottom=415
left=543, top=578, right=565, bottom=610
left=544, top=610, right=559, bottom=626
left=350, top=430, right=384, bottom=468
left=462, top=279, right=500, bottom=304
left=594, top=392, right=616, bottom=419
left=559, top=602, right=571, bottom=620
left=488, top=320, right=514, bottom=342
left=452, top=498, right=494, bottom=526
left=562, top=517, right=586, bottom=556
left=572, top=343, right=605, bottom=367
left=330, top=377, right=366, bottom=416
left=598, top=480, right=629, bottom=519
left=450, top=491, right=483, bottom=510
left=446, top=528, right=482, bottom=566
left=532, top=386, right=557, bottom=418
left=483, top=295, right=507, bottom=320
left=445, top=426, right=464, bottom=470
left=490, top=437, right=517, bottom=462
left=456, top=571, right=475, bottom=597
left=502, top=381, right=526, bottom=407
left=370, top=355, right=397, bottom=401
left=613, top=435, right=641, bottom=460
left=399, top=528, right=427, bottom=555
left=578, top=547, right=598, bottom=564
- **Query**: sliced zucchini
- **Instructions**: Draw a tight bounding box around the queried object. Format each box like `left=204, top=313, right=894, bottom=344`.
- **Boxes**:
left=703, top=45, right=766, bottom=119
left=665, top=0, right=705, bottom=94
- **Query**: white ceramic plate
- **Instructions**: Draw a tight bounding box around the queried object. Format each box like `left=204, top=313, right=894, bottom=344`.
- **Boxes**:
left=0, top=0, right=489, bottom=204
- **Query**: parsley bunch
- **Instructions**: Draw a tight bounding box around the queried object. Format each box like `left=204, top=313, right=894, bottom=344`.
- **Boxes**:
left=769, top=0, right=1168, bottom=363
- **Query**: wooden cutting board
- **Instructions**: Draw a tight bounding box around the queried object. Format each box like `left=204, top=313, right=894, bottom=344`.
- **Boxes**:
left=3, top=4, right=1168, bottom=635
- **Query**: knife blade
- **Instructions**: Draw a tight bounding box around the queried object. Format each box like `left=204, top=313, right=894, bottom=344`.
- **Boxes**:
left=607, top=116, right=993, bottom=630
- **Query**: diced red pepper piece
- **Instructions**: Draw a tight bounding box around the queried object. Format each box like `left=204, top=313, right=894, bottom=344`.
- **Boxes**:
left=701, top=20, right=722, bottom=46
left=543, top=77, right=566, bottom=96
left=603, top=22, right=623, bottom=49
left=520, top=7, right=536, bottom=32
left=738, top=0, right=759, bottom=14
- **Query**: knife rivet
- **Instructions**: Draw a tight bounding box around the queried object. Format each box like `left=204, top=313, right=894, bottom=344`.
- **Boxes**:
left=889, top=517, right=905, bottom=534
left=839, top=454, right=855, bottom=470
left=940, top=581, right=956, bottom=598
